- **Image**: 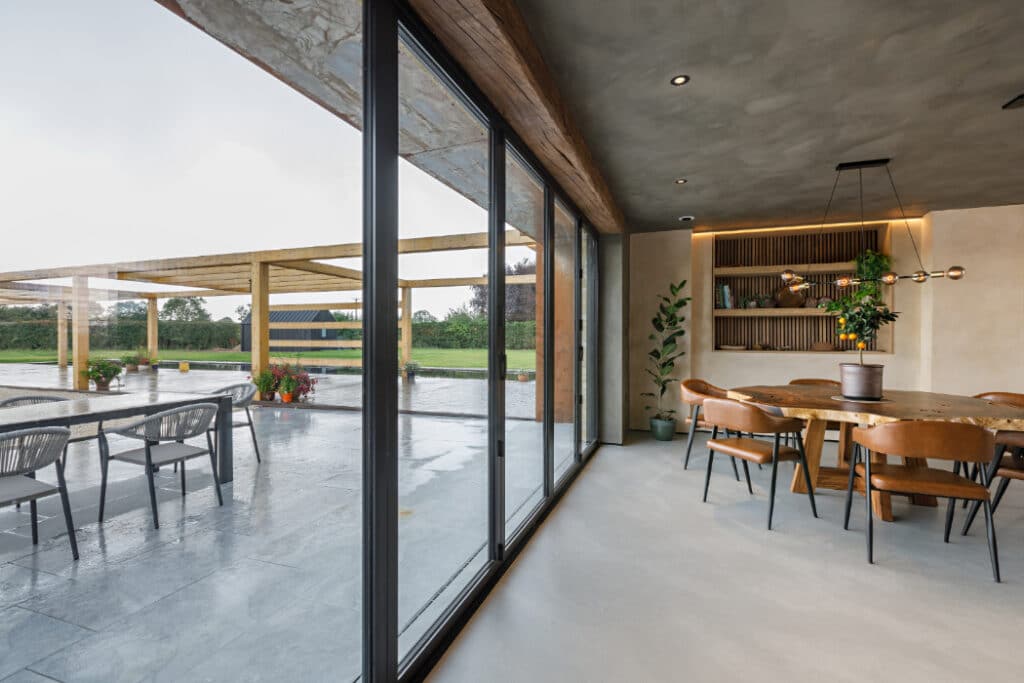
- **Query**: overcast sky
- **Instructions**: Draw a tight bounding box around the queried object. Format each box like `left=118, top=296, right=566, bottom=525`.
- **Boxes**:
left=0, top=0, right=532, bottom=319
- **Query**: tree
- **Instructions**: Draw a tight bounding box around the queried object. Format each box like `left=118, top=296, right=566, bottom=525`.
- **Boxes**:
left=234, top=304, right=251, bottom=322
left=107, top=301, right=147, bottom=320
left=160, top=297, right=211, bottom=322
left=412, top=310, right=437, bottom=323
left=469, top=258, right=536, bottom=321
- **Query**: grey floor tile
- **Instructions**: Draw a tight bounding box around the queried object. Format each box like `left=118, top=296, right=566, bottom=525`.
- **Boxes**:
left=0, top=606, right=91, bottom=680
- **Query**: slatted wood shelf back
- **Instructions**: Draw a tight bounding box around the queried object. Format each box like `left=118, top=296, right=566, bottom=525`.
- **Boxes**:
left=712, top=224, right=891, bottom=353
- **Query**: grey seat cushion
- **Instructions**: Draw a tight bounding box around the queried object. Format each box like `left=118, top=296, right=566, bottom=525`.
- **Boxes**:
left=0, top=476, right=59, bottom=506
left=111, top=442, right=209, bottom=467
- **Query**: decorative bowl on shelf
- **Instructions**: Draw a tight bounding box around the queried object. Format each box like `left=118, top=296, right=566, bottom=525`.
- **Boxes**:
left=719, top=344, right=747, bottom=351
left=775, top=286, right=805, bottom=308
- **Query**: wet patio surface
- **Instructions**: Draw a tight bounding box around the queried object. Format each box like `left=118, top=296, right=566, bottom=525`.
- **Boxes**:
left=0, top=364, right=569, bottom=682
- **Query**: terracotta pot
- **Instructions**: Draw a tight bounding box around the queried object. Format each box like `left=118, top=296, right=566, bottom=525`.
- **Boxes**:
left=517, top=373, right=530, bottom=382
left=94, top=379, right=111, bottom=392
left=840, top=362, right=884, bottom=400
left=281, top=392, right=294, bottom=404
left=125, top=364, right=138, bottom=372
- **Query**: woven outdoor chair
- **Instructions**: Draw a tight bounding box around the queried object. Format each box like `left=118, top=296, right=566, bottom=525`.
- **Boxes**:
left=0, top=426, right=78, bottom=559
left=104, top=403, right=221, bottom=529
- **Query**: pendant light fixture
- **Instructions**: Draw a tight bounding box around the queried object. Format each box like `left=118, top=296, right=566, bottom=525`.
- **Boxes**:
left=781, top=159, right=964, bottom=289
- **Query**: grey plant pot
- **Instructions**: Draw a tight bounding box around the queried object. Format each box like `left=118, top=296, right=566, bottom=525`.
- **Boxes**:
left=650, top=417, right=676, bottom=441
left=840, top=362, right=884, bottom=400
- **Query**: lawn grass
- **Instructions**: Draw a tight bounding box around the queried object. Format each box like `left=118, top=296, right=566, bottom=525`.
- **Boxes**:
left=0, top=347, right=536, bottom=370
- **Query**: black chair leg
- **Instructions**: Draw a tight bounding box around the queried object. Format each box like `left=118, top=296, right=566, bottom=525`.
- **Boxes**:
left=844, top=445, right=859, bottom=530
left=794, top=431, right=817, bottom=518
left=54, top=458, right=79, bottom=561
left=28, top=471, right=38, bottom=545
left=683, top=405, right=699, bottom=469
left=179, top=459, right=186, bottom=496
left=246, top=407, right=262, bottom=463
left=962, top=447, right=1010, bottom=535
left=767, top=435, right=780, bottom=530
left=144, top=445, right=160, bottom=529
left=945, top=462, right=962, bottom=543
left=208, top=432, right=224, bottom=506
left=865, top=457, right=874, bottom=564
left=741, top=459, right=752, bottom=494
left=991, top=477, right=1011, bottom=514
left=944, top=498, right=957, bottom=543
left=983, top=499, right=1001, bottom=583
left=98, top=437, right=110, bottom=524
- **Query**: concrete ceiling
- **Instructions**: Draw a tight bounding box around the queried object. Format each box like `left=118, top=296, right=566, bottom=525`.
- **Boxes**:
left=515, top=0, right=1024, bottom=232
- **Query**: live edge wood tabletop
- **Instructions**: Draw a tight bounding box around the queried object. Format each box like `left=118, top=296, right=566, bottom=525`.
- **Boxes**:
left=728, top=384, right=1024, bottom=522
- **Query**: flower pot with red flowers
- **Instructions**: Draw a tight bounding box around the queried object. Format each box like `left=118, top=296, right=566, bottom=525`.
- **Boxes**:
left=86, top=359, right=122, bottom=392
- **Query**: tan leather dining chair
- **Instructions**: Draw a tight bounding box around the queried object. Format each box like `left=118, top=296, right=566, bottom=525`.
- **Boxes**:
left=680, top=379, right=731, bottom=474
left=701, top=398, right=818, bottom=530
left=961, top=391, right=1024, bottom=536
left=848, top=421, right=999, bottom=581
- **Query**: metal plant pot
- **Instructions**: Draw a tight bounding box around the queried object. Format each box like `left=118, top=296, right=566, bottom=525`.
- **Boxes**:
left=840, top=363, right=884, bottom=400
left=650, top=417, right=677, bottom=441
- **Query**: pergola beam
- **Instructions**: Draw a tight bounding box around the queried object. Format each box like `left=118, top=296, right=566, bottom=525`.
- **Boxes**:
left=0, top=231, right=534, bottom=284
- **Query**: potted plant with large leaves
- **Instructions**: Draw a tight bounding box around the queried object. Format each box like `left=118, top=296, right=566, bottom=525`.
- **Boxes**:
left=820, top=250, right=899, bottom=400
left=641, top=278, right=691, bottom=441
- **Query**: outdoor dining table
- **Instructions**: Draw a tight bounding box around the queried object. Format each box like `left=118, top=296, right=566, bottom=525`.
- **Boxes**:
left=0, top=391, right=235, bottom=482
left=728, top=384, right=1024, bottom=522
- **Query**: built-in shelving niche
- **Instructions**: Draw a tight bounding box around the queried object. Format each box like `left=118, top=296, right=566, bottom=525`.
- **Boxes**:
left=712, top=224, right=893, bottom=352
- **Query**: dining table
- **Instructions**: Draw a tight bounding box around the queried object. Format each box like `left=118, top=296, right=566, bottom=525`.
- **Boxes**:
left=0, top=390, right=235, bottom=482
left=728, top=384, right=1024, bottom=522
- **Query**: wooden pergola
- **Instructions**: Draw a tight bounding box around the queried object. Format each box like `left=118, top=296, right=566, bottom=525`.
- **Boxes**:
left=0, top=230, right=536, bottom=389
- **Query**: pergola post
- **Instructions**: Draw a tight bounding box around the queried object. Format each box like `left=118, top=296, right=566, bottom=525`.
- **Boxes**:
left=146, top=296, right=159, bottom=362
left=56, top=300, right=68, bottom=369
left=400, top=286, right=412, bottom=367
left=250, top=261, right=270, bottom=377
left=71, top=275, right=90, bottom=390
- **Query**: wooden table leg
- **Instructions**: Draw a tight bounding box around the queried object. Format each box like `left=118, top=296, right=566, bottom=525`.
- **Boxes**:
left=837, top=423, right=853, bottom=467
left=902, top=457, right=938, bottom=507
left=869, top=451, right=893, bottom=521
left=791, top=419, right=826, bottom=493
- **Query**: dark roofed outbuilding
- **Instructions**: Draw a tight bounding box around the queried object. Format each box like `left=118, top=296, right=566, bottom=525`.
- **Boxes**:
left=241, top=309, right=339, bottom=353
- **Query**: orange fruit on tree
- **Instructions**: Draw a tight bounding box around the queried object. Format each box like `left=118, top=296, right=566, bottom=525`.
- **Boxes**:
left=848, top=333, right=857, bottom=340
left=857, top=341, right=867, bottom=350
left=838, top=333, right=848, bottom=341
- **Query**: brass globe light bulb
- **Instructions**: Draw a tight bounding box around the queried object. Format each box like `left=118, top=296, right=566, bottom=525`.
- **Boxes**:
left=780, top=269, right=797, bottom=284
left=880, top=271, right=899, bottom=285
left=946, top=265, right=965, bottom=280
left=911, top=270, right=929, bottom=283
left=835, top=275, right=853, bottom=288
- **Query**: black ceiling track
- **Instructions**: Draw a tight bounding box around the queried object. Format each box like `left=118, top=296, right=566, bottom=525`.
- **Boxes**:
left=835, top=158, right=891, bottom=171
left=1002, top=93, right=1024, bottom=110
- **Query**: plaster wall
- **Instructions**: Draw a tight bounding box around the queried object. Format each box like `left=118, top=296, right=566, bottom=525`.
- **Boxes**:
left=626, top=204, right=1024, bottom=432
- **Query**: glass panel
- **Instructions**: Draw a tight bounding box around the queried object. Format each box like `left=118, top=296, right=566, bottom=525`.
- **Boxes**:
left=503, top=150, right=544, bottom=535
left=580, top=228, right=597, bottom=451
left=0, top=0, right=364, bottom=679
left=397, top=36, right=490, bottom=659
left=552, top=201, right=577, bottom=482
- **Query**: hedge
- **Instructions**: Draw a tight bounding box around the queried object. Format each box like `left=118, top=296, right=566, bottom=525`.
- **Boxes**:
left=0, top=320, right=240, bottom=351
left=0, top=318, right=535, bottom=351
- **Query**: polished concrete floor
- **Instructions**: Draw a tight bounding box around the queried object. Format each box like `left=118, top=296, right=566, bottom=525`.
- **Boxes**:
left=0, top=367, right=572, bottom=682
left=429, top=432, right=1024, bottom=683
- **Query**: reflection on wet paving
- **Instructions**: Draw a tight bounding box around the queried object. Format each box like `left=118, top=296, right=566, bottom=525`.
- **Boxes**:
left=0, top=363, right=555, bottom=681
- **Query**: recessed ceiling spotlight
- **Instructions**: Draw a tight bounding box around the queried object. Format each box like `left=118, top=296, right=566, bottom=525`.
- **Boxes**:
left=678, top=215, right=695, bottom=222
left=674, top=178, right=688, bottom=185
left=670, top=74, right=690, bottom=86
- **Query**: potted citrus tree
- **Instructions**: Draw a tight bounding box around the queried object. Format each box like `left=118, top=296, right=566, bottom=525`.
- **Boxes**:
left=641, top=278, right=690, bottom=441
left=821, top=250, right=899, bottom=400
left=86, top=359, right=122, bottom=391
